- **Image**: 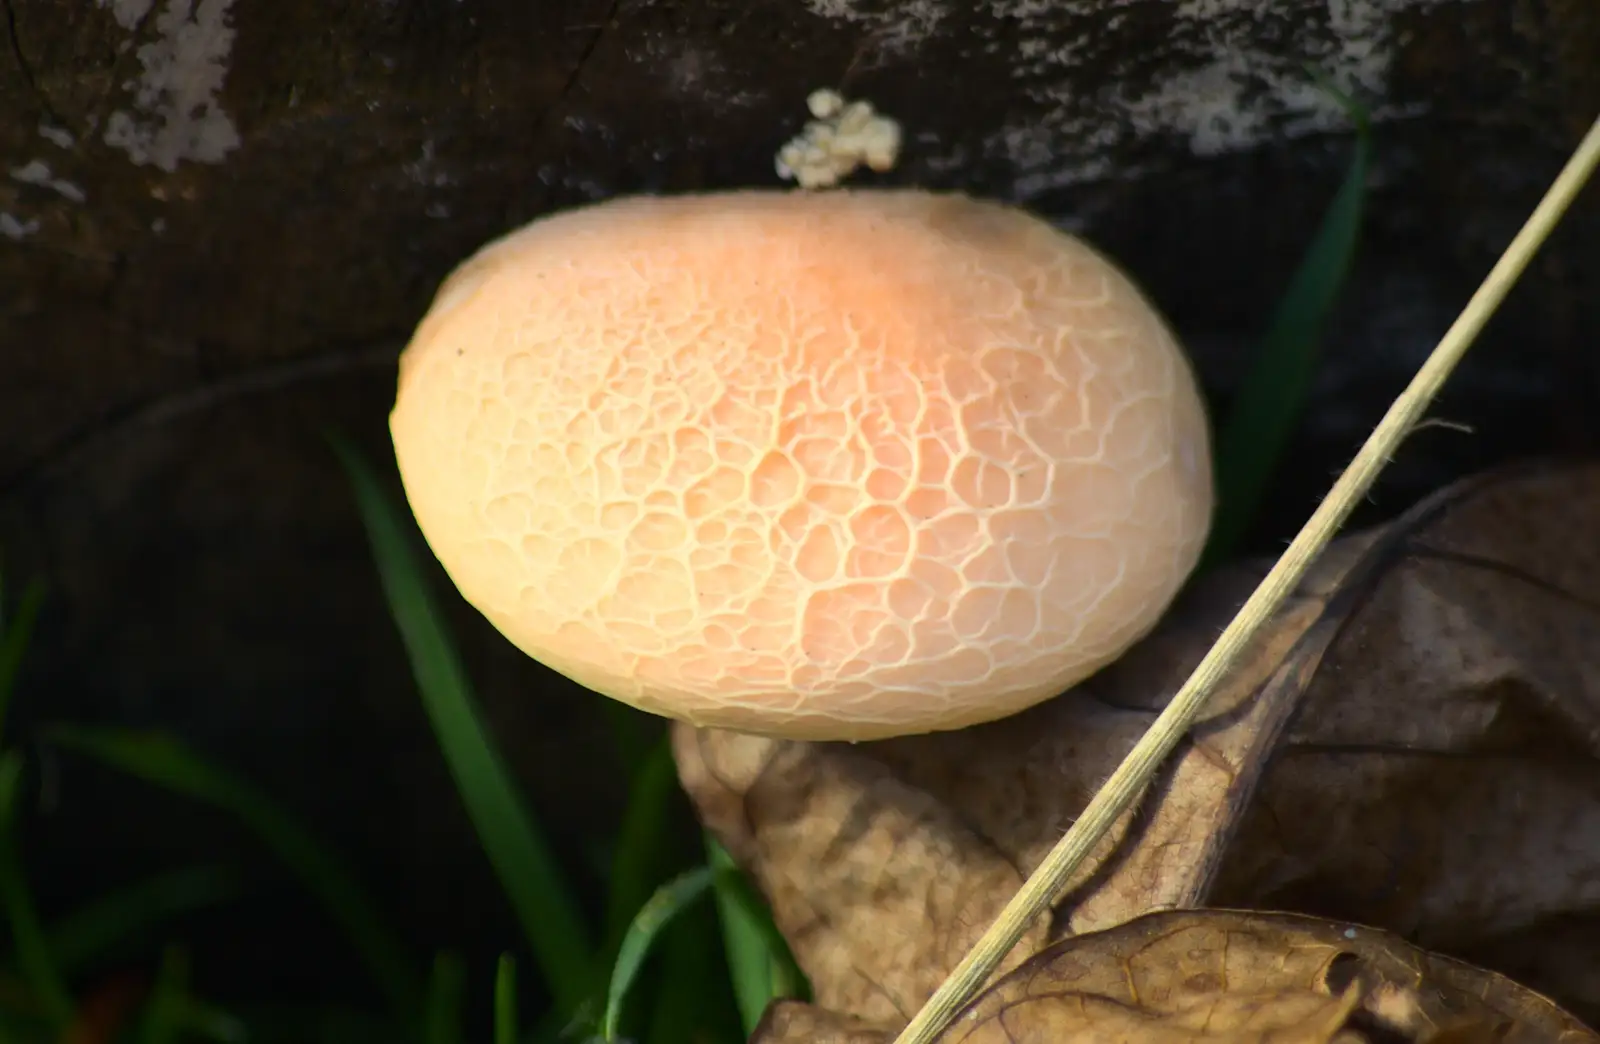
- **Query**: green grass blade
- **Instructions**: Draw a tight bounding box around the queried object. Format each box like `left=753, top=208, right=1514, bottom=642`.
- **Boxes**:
left=528, top=993, right=592, bottom=1044
left=708, top=839, right=769, bottom=1033
left=602, top=867, right=714, bottom=1043
left=602, top=738, right=678, bottom=956
left=43, top=725, right=421, bottom=1021
left=424, top=952, right=466, bottom=1044
left=706, top=837, right=807, bottom=1034
left=643, top=894, right=743, bottom=1044
left=0, top=750, right=73, bottom=1026
left=0, top=577, right=45, bottom=744
left=494, top=953, right=517, bottom=1044
left=330, top=436, right=596, bottom=1013
left=1203, top=75, right=1372, bottom=568
left=136, top=946, right=188, bottom=1044
left=44, top=863, right=245, bottom=976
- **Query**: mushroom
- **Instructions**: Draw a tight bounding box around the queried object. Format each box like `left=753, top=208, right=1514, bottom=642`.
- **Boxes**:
left=388, top=189, right=1213, bottom=741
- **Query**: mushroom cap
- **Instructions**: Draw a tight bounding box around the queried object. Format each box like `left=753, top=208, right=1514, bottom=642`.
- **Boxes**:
left=389, top=189, right=1213, bottom=741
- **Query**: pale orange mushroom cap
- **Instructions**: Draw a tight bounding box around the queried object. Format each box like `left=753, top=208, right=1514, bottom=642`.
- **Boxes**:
left=389, top=189, right=1213, bottom=741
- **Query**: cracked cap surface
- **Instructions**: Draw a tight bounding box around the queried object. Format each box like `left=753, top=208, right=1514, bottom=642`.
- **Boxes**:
left=389, top=189, right=1213, bottom=740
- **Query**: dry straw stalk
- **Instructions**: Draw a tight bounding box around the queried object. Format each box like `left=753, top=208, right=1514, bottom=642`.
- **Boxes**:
left=892, top=112, right=1600, bottom=1044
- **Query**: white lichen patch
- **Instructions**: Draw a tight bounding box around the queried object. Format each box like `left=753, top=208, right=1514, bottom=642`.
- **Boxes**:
left=0, top=213, right=41, bottom=241
left=403, top=140, right=453, bottom=189
left=983, top=0, right=1470, bottom=198
left=775, top=89, right=903, bottom=189
left=102, top=0, right=241, bottom=173
left=38, top=123, right=76, bottom=150
left=533, top=161, right=612, bottom=203
left=617, top=30, right=767, bottom=117
left=9, top=160, right=86, bottom=203
left=96, top=0, right=155, bottom=30
left=799, top=0, right=947, bottom=58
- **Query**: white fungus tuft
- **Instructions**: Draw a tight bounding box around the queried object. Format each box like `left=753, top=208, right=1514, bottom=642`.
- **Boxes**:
left=775, top=89, right=903, bottom=189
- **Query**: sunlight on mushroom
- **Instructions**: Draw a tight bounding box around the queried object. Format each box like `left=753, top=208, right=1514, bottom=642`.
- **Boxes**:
left=388, top=189, right=1213, bottom=741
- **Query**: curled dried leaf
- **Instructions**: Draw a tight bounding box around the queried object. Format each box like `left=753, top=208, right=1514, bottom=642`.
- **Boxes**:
left=1211, top=463, right=1600, bottom=1021
left=942, top=910, right=1596, bottom=1044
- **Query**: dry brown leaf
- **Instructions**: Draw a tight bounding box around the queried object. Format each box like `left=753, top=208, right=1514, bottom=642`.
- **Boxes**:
left=941, top=910, right=1596, bottom=1044
left=673, top=460, right=1600, bottom=1031
left=748, top=911, right=1597, bottom=1044
left=1205, top=462, right=1600, bottom=1021
left=752, top=1001, right=897, bottom=1044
